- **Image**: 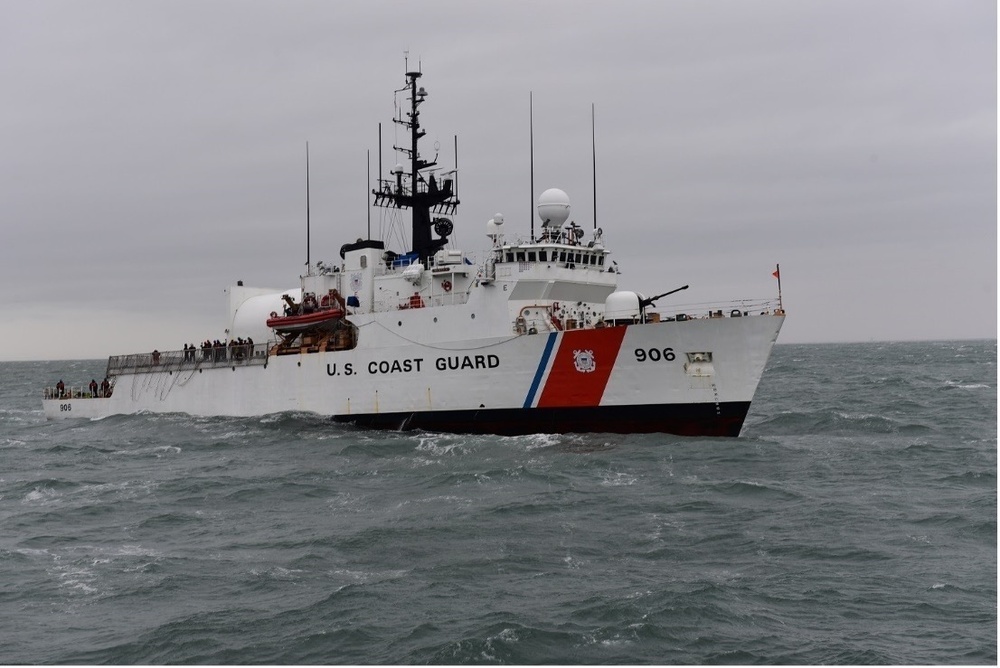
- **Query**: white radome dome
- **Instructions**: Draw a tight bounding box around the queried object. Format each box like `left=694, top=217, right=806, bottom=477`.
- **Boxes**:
left=604, top=291, right=641, bottom=321
left=537, top=188, right=570, bottom=228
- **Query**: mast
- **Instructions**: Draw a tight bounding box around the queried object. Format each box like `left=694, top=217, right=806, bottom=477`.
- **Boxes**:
left=305, top=141, right=311, bottom=270
left=592, top=103, right=597, bottom=232
left=366, top=149, right=371, bottom=239
left=372, top=68, right=459, bottom=263
left=529, top=91, right=535, bottom=242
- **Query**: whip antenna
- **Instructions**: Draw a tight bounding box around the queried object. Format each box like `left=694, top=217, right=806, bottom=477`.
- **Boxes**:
left=529, top=91, right=535, bottom=242
left=367, top=149, right=371, bottom=239
left=305, top=141, right=311, bottom=270
left=592, top=103, right=597, bottom=231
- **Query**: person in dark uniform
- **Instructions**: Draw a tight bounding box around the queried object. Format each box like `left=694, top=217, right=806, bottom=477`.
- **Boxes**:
left=89, top=379, right=98, bottom=396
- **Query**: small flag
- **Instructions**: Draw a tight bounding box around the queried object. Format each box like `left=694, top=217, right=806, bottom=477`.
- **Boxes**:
left=772, top=264, right=783, bottom=311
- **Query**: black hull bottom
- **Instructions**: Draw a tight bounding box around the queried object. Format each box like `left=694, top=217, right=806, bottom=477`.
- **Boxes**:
left=332, top=402, right=752, bottom=437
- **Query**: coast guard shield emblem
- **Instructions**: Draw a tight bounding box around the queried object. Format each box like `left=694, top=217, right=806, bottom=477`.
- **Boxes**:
left=350, top=272, right=362, bottom=293
left=573, top=349, right=596, bottom=373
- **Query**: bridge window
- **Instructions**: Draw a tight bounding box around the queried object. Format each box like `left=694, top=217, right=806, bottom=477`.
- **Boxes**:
left=506, top=252, right=514, bottom=262
left=559, top=251, right=567, bottom=262
left=539, top=250, right=547, bottom=261
left=516, top=252, right=526, bottom=262
left=598, top=255, right=605, bottom=266
left=528, top=251, right=537, bottom=262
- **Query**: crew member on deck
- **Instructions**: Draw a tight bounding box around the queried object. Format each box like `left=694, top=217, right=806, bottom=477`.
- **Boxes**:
left=56, top=379, right=65, bottom=398
left=89, top=379, right=98, bottom=396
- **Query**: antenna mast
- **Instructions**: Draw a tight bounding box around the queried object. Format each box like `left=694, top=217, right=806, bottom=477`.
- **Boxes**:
left=371, top=67, right=459, bottom=262
left=529, top=91, right=535, bottom=242
left=305, top=141, right=311, bottom=270
left=592, top=103, right=597, bottom=231
left=367, top=149, right=371, bottom=239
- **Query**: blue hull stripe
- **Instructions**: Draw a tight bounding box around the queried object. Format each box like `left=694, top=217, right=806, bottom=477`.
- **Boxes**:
left=523, top=332, right=558, bottom=408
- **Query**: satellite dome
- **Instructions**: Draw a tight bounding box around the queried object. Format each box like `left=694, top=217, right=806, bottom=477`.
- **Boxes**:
left=486, top=213, right=505, bottom=239
left=537, top=188, right=570, bottom=228
left=604, top=291, right=641, bottom=322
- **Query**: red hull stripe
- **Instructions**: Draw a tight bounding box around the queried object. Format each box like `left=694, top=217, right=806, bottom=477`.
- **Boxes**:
left=536, top=327, right=628, bottom=408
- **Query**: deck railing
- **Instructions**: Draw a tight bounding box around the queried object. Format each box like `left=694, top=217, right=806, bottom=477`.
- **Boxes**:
left=43, top=386, right=111, bottom=400
left=106, top=342, right=271, bottom=376
left=654, top=298, right=783, bottom=321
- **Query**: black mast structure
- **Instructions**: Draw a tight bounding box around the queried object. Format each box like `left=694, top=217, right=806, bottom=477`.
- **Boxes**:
left=372, top=69, right=459, bottom=264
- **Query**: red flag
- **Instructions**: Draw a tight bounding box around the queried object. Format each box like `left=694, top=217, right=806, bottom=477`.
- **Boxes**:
left=772, top=264, right=783, bottom=311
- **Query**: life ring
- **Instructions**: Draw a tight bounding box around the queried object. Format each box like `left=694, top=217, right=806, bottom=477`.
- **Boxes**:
left=270, top=311, right=278, bottom=318
left=441, top=280, right=452, bottom=292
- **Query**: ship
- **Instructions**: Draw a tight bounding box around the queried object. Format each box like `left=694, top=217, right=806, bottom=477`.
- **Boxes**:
left=42, top=67, right=785, bottom=436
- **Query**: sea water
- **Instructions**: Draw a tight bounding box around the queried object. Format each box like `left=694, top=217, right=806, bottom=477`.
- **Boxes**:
left=0, top=340, right=995, bottom=664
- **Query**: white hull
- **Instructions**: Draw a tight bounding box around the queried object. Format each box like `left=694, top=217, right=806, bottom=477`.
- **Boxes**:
left=43, top=314, right=783, bottom=435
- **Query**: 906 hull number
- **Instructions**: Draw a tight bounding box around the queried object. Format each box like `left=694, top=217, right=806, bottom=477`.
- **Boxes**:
left=634, top=348, right=675, bottom=363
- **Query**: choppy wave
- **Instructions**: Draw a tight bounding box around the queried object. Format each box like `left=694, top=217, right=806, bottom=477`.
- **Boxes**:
left=0, top=341, right=995, bottom=664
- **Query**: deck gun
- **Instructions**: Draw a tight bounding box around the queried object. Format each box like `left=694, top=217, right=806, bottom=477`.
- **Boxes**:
left=639, top=285, right=688, bottom=322
left=639, top=285, right=689, bottom=310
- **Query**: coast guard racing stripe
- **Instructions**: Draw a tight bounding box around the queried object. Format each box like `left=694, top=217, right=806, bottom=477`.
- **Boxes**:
left=523, top=333, right=558, bottom=408
left=525, top=327, right=628, bottom=408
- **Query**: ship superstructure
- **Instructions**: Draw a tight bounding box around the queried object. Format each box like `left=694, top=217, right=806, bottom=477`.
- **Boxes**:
left=42, top=67, right=785, bottom=436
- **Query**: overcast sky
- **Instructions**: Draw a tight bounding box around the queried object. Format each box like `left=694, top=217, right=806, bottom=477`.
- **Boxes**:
left=1, top=0, right=995, bottom=361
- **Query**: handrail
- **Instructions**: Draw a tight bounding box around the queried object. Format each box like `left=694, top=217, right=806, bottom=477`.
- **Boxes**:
left=43, top=386, right=111, bottom=400
left=653, top=298, right=783, bottom=321
left=659, top=297, right=781, bottom=312
left=106, top=342, right=271, bottom=376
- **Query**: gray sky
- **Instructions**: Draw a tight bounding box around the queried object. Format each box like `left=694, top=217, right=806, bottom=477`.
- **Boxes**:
left=1, top=0, right=995, bottom=361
